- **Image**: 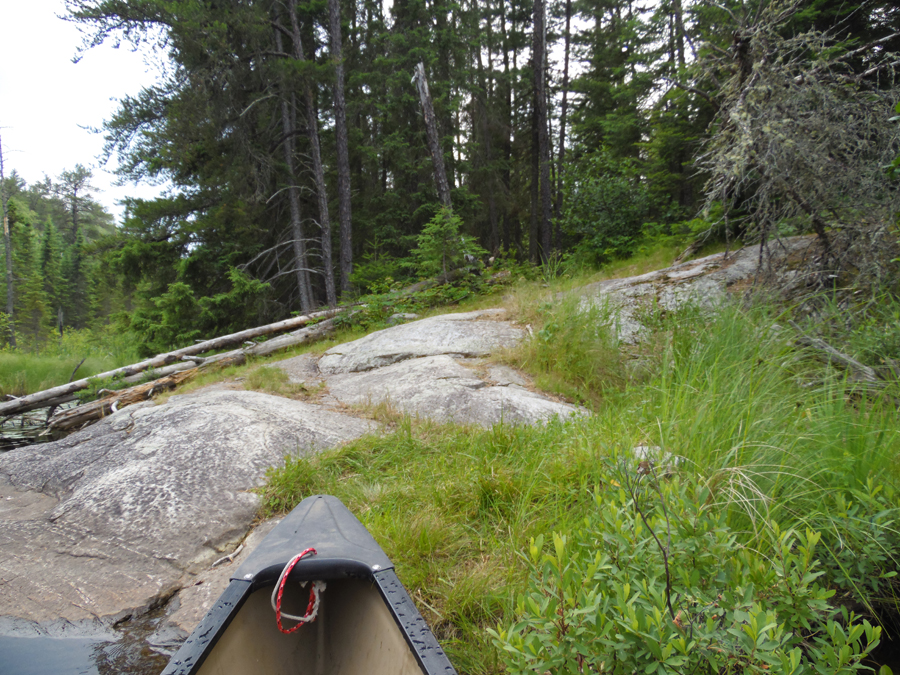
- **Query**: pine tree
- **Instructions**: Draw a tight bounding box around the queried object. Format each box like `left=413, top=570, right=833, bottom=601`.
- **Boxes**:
left=38, top=219, right=65, bottom=333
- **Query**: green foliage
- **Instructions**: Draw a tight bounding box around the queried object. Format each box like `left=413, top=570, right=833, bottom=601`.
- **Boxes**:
left=261, top=293, right=900, bottom=672
left=129, top=281, right=202, bottom=356
left=515, top=296, right=628, bottom=405
left=0, top=320, right=138, bottom=397
left=889, top=102, right=900, bottom=181
left=334, top=278, right=484, bottom=333
left=128, top=268, right=271, bottom=357
left=405, top=208, right=487, bottom=279
left=490, top=479, right=882, bottom=675
left=561, top=154, right=651, bottom=263
left=349, top=239, right=407, bottom=294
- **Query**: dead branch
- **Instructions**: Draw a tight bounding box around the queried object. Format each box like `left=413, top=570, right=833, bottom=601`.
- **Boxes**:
left=788, top=320, right=881, bottom=385
left=45, top=318, right=339, bottom=432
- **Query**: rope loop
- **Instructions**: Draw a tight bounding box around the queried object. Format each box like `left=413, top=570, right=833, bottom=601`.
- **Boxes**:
left=270, top=548, right=326, bottom=634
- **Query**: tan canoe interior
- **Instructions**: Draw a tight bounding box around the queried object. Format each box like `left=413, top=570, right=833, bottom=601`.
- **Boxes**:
left=196, top=577, right=423, bottom=675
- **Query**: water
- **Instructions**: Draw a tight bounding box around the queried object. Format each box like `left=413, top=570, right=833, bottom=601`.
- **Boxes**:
left=0, top=611, right=176, bottom=675
left=0, top=406, right=74, bottom=452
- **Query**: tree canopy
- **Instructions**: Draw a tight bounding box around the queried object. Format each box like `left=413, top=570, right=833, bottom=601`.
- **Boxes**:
left=1, top=0, right=894, bottom=352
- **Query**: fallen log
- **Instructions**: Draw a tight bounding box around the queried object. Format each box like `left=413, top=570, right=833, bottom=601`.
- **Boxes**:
left=789, top=320, right=881, bottom=385
left=0, top=308, right=337, bottom=417
left=47, top=369, right=202, bottom=432
left=4, top=393, right=79, bottom=417
left=46, top=318, right=338, bottom=432
left=248, top=317, right=337, bottom=357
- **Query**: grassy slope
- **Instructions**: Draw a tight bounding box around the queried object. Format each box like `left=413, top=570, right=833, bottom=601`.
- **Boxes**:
left=9, top=244, right=897, bottom=672
left=253, top=245, right=900, bottom=672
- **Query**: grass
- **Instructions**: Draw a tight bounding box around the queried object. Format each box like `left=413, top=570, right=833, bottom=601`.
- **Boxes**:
left=259, top=297, right=900, bottom=673
left=10, top=245, right=897, bottom=671
left=0, top=324, right=140, bottom=397
left=0, top=353, right=132, bottom=398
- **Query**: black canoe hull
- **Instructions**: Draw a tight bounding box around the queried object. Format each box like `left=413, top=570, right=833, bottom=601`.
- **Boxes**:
left=162, top=495, right=456, bottom=675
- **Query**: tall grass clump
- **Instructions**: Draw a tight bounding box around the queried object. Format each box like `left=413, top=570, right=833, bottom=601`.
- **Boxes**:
left=511, top=295, right=629, bottom=405
left=629, top=301, right=900, bottom=611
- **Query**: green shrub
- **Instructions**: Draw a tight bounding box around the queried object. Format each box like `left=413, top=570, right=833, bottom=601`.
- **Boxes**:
left=490, top=476, right=884, bottom=675
left=561, top=154, right=651, bottom=262
left=405, top=207, right=487, bottom=279
left=129, top=268, right=270, bottom=356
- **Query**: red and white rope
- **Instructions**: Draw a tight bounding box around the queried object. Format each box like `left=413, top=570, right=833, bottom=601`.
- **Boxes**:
left=270, top=547, right=327, bottom=634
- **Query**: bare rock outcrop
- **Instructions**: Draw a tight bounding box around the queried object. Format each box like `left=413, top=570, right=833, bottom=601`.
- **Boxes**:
left=317, top=308, right=523, bottom=374
left=0, top=391, right=376, bottom=624
left=327, top=355, right=580, bottom=426
left=579, top=238, right=816, bottom=342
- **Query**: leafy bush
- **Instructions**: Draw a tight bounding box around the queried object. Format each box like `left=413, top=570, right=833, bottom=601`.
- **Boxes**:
left=490, top=475, right=884, bottom=675
left=561, top=154, right=651, bottom=262
left=334, top=280, right=483, bottom=332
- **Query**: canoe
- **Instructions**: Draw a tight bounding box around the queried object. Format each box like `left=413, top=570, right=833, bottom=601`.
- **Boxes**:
left=162, top=494, right=457, bottom=675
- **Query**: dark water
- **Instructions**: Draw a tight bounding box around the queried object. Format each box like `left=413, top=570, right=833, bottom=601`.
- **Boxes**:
left=0, top=610, right=176, bottom=675
left=1, top=409, right=177, bottom=674
left=0, top=408, right=64, bottom=452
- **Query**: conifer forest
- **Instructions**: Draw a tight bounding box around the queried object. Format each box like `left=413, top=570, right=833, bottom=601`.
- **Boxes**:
left=1, top=0, right=899, bottom=356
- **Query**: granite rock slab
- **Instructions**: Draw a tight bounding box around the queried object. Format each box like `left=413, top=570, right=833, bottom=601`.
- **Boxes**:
left=327, top=355, right=581, bottom=426
left=317, top=309, right=524, bottom=374
left=580, top=238, right=816, bottom=342
left=0, top=390, right=376, bottom=624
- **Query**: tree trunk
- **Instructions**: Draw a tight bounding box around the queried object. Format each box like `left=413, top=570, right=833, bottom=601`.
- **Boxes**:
left=280, top=96, right=315, bottom=313
left=672, top=0, right=687, bottom=69
left=555, top=0, right=572, bottom=226
left=530, top=101, right=540, bottom=263
left=45, top=318, right=340, bottom=432
left=533, top=0, right=553, bottom=262
left=274, top=27, right=314, bottom=312
left=413, top=62, right=452, bottom=210
left=0, top=134, right=14, bottom=347
left=289, top=7, right=337, bottom=307
left=328, top=0, right=354, bottom=296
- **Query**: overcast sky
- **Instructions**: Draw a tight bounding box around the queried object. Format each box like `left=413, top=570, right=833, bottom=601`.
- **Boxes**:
left=0, top=0, right=166, bottom=223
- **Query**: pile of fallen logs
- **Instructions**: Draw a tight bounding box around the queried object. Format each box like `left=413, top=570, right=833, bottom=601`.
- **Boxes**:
left=0, top=310, right=340, bottom=434
left=0, top=266, right=509, bottom=436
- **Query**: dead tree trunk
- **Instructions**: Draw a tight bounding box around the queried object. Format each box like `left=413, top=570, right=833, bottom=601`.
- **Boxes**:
left=289, top=8, right=337, bottom=307
left=0, top=134, right=14, bottom=347
left=281, top=96, right=315, bottom=313
left=555, top=0, right=572, bottom=226
left=413, top=62, right=452, bottom=210
left=46, top=318, right=339, bottom=432
left=274, top=28, right=314, bottom=313
left=328, top=0, right=354, bottom=296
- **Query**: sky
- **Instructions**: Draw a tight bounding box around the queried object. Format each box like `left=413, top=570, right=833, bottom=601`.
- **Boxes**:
left=0, top=0, right=166, bottom=224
